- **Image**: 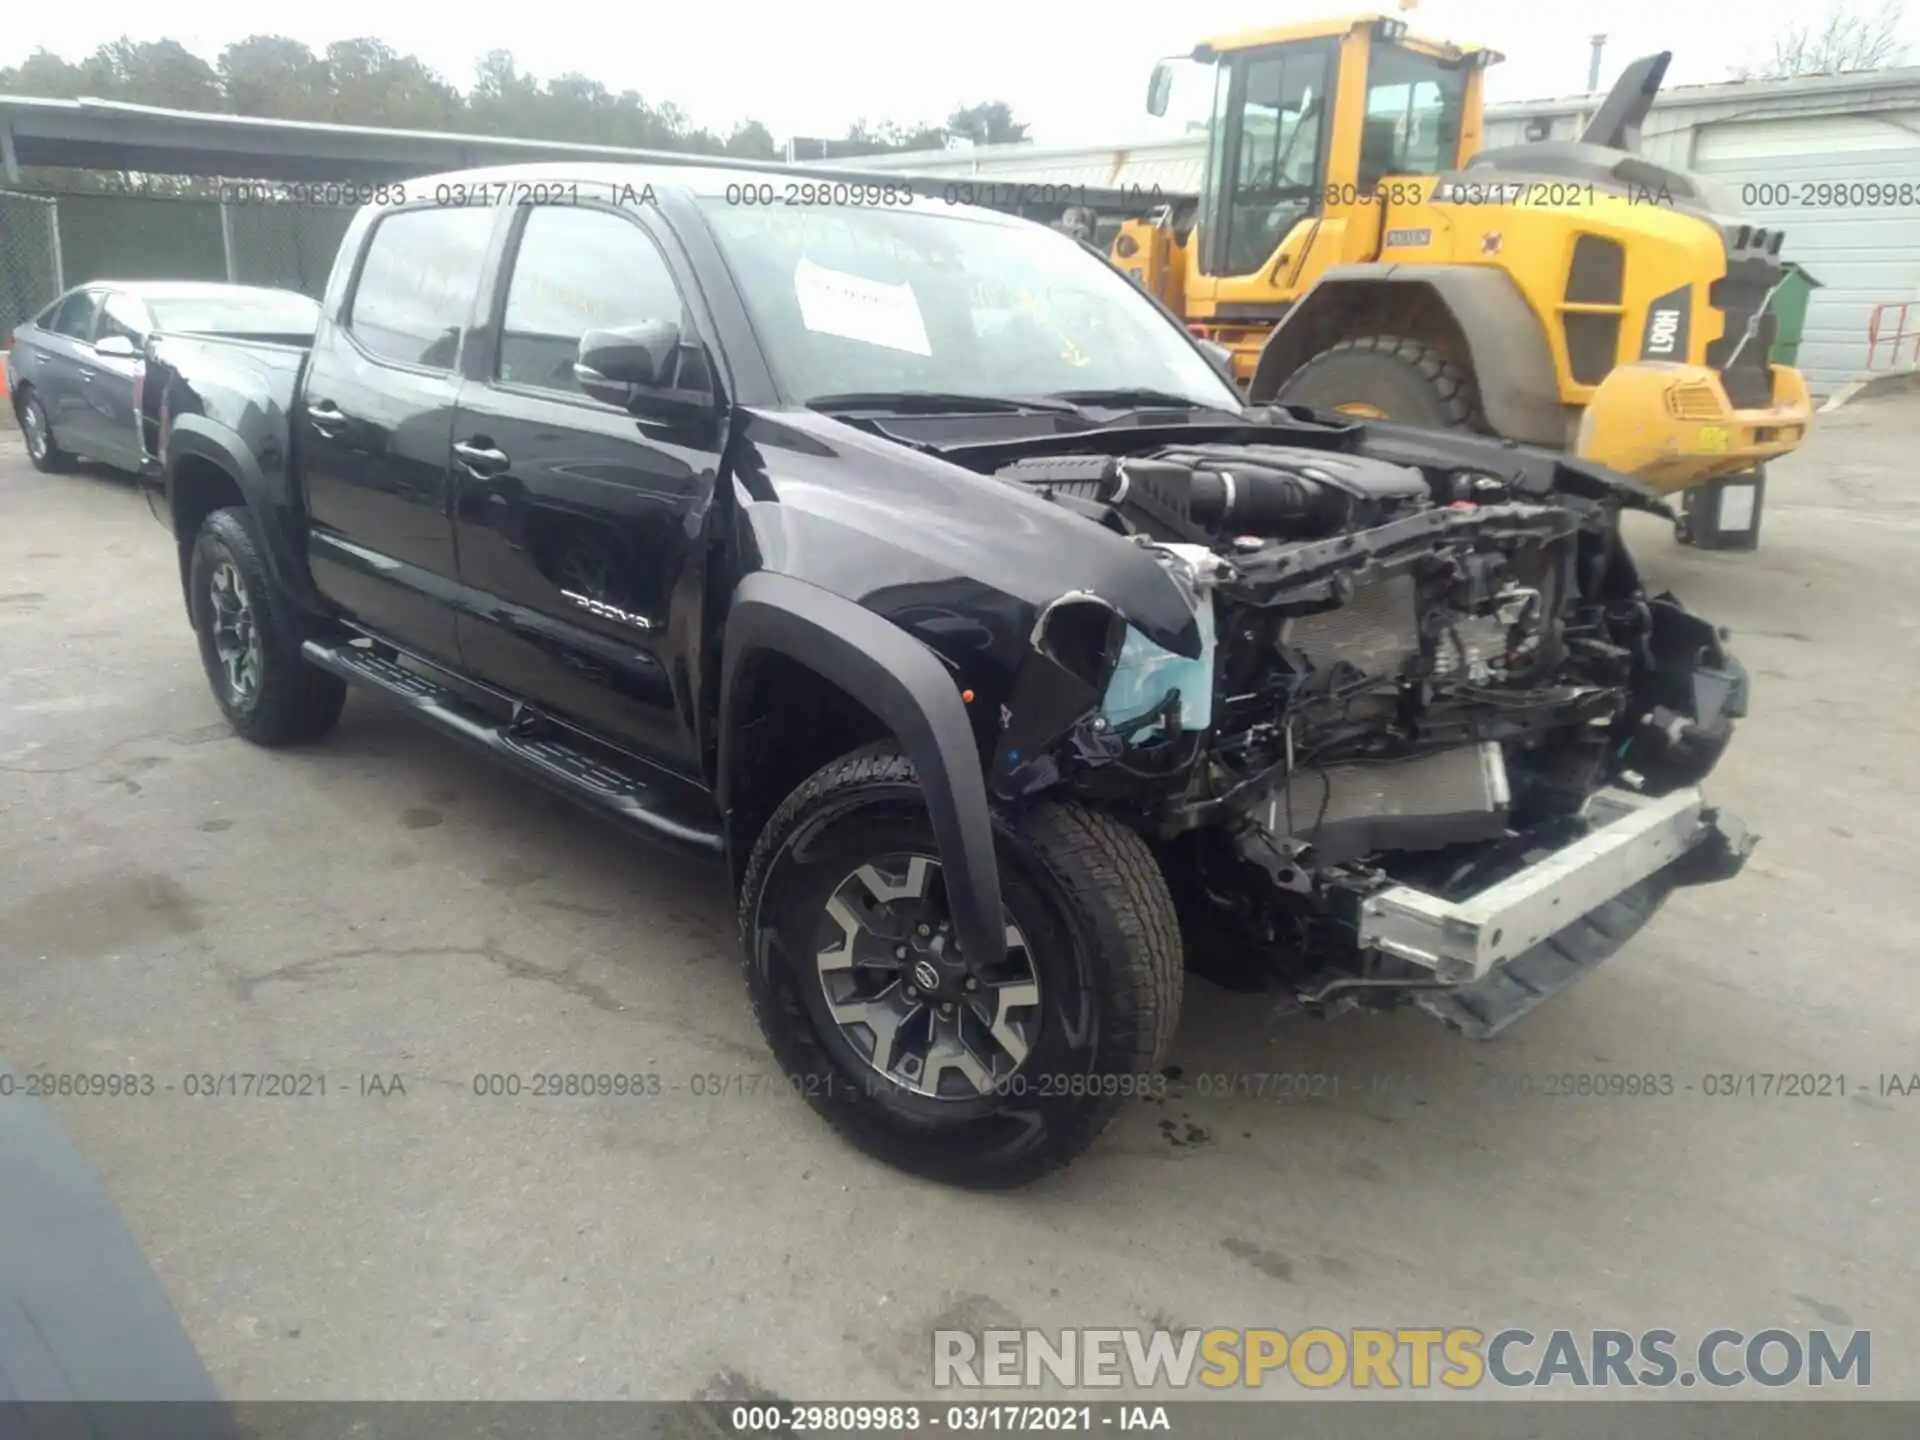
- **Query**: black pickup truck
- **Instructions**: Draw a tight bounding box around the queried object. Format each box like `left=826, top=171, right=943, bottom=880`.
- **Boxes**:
left=138, top=161, right=1754, bottom=1187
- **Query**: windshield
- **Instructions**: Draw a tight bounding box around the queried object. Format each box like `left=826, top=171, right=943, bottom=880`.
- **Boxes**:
left=695, top=201, right=1243, bottom=411
left=146, top=291, right=322, bottom=337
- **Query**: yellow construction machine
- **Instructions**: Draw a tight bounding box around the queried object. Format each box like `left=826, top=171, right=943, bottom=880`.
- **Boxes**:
left=1110, top=12, right=1812, bottom=498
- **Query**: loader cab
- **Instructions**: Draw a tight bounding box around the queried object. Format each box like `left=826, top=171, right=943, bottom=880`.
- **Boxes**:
left=1143, top=14, right=1500, bottom=376
left=1194, top=36, right=1339, bottom=281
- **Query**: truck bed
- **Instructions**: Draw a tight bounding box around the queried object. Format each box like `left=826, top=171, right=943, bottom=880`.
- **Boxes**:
left=139, top=330, right=310, bottom=471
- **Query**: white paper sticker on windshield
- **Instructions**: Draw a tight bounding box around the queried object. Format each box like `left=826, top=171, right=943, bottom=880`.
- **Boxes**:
left=793, top=257, right=931, bottom=356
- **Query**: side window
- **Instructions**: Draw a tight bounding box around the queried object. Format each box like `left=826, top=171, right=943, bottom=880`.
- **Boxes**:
left=95, top=293, right=150, bottom=347
left=50, top=290, right=103, bottom=339
left=347, top=207, right=495, bottom=369
left=498, top=206, right=694, bottom=398
left=1360, top=47, right=1469, bottom=187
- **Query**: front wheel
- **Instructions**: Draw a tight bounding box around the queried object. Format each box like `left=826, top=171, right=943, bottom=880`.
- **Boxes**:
left=740, top=745, right=1183, bottom=1188
left=188, top=507, right=347, bottom=745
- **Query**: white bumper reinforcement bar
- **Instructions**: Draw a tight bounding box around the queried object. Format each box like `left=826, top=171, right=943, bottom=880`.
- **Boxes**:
left=1355, top=786, right=1713, bottom=982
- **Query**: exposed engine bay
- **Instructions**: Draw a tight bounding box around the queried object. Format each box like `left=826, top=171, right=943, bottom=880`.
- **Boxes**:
left=973, top=431, right=1754, bottom=1033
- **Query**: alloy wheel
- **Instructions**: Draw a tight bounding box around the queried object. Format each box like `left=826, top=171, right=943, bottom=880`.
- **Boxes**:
left=813, top=853, right=1041, bottom=1099
left=22, top=400, right=49, bottom=461
left=208, top=560, right=263, bottom=703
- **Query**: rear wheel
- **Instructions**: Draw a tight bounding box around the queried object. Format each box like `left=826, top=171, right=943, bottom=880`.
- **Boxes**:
left=740, top=745, right=1183, bottom=1188
left=188, top=507, right=346, bottom=746
left=1276, top=334, right=1484, bottom=431
left=18, top=391, right=75, bottom=473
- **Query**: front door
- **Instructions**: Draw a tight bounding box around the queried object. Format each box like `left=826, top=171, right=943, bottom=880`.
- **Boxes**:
left=1195, top=42, right=1336, bottom=286
left=449, top=201, right=723, bottom=773
left=75, top=290, right=148, bottom=471
left=299, top=203, right=497, bottom=667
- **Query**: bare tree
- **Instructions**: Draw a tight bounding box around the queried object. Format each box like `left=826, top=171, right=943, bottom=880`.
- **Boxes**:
left=1734, top=0, right=1911, bottom=78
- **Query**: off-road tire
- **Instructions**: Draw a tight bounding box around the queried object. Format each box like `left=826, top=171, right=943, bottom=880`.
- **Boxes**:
left=1276, top=334, right=1485, bottom=431
left=740, top=744, right=1182, bottom=1188
left=188, top=507, right=347, bottom=746
left=17, top=390, right=75, bottom=473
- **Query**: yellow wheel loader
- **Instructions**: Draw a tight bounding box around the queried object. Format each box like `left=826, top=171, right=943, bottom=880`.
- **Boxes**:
left=1112, top=12, right=1812, bottom=507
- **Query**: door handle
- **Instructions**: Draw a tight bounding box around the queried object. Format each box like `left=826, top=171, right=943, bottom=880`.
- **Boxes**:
left=453, top=440, right=511, bottom=477
left=307, top=400, right=347, bottom=435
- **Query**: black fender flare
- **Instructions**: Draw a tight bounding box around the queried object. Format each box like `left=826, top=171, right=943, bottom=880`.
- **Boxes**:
left=164, top=415, right=321, bottom=614
left=718, top=571, right=1006, bottom=969
left=1246, top=264, right=1569, bottom=447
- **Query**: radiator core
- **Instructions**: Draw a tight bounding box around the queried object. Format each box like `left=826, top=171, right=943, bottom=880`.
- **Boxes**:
left=1260, top=743, right=1512, bottom=865
left=1279, top=574, right=1421, bottom=678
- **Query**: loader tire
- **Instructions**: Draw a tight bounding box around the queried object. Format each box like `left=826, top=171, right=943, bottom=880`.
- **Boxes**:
left=1276, top=334, right=1485, bottom=431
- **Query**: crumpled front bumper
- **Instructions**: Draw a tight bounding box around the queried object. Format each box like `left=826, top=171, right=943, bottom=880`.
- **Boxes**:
left=1354, top=786, right=1755, bottom=1039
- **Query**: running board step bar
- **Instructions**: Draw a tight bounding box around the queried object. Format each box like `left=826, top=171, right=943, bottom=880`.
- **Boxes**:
left=300, top=639, right=724, bottom=856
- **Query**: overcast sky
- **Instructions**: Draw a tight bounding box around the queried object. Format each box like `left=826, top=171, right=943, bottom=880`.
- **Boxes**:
left=8, top=0, right=1920, bottom=146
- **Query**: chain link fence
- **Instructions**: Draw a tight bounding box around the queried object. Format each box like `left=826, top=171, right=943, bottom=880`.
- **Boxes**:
left=57, top=192, right=229, bottom=287
left=223, top=201, right=356, bottom=296
left=0, top=191, right=61, bottom=338
left=0, top=185, right=365, bottom=339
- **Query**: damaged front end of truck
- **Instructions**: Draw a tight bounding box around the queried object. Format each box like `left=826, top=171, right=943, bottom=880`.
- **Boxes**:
left=943, top=412, right=1755, bottom=1038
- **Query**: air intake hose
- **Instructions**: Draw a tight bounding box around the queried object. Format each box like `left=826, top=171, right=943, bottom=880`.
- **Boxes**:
left=1182, top=465, right=1352, bottom=536
left=993, top=448, right=1428, bottom=543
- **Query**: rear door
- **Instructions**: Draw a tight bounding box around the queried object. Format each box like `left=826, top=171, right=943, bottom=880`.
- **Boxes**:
left=35, top=289, right=104, bottom=452
left=74, top=289, right=149, bottom=470
left=8, top=301, right=62, bottom=409
left=448, top=201, right=724, bottom=771
left=299, top=203, right=498, bottom=667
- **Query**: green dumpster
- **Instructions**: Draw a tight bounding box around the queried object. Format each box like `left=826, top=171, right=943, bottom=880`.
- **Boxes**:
left=1765, top=263, right=1822, bottom=367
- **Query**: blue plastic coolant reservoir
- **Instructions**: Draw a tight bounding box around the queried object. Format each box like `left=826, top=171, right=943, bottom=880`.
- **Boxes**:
left=1098, top=545, right=1218, bottom=737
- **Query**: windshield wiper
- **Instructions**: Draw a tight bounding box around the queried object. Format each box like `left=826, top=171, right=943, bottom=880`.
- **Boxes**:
left=805, top=390, right=1082, bottom=415
left=1045, top=388, right=1238, bottom=413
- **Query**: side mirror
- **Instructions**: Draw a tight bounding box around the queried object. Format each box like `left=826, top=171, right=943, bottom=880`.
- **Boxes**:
left=576, top=320, right=680, bottom=393
left=1146, top=61, right=1173, bottom=118
left=575, top=321, right=717, bottom=427
left=94, top=334, right=141, bottom=359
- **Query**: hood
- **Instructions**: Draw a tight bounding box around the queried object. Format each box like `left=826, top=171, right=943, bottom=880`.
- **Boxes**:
left=727, top=403, right=1669, bottom=689
left=1455, top=141, right=1752, bottom=234
left=728, top=407, right=1208, bottom=673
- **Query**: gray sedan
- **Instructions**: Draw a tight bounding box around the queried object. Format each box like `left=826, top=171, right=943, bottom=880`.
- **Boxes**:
left=6, top=281, right=319, bottom=476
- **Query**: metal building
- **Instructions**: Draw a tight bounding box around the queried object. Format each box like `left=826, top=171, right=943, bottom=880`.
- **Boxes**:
left=851, top=132, right=1209, bottom=194
left=0, top=94, right=1157, bottom=337
left=855, top=66, right=1920, bottom=393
